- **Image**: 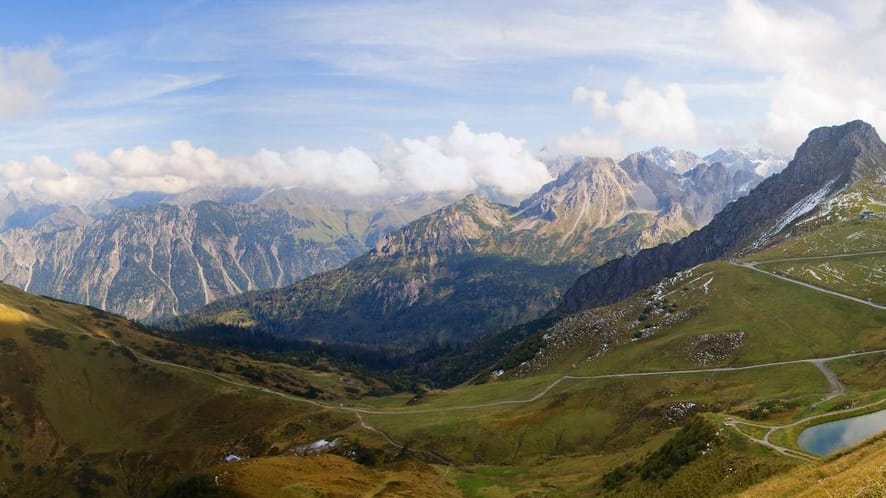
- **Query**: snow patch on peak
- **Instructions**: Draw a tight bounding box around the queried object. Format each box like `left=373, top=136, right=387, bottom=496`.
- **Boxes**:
left=748, top=178, right=838, bottom=251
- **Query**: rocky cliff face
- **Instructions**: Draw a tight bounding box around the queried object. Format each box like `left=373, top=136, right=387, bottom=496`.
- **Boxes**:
left=559, top=120, right=886, bottom=314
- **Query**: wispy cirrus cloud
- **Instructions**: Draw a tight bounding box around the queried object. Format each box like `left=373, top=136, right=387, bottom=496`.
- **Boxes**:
left=0, top=47, right=63, bottom=120
left=60, top=73, right=225, bottom=109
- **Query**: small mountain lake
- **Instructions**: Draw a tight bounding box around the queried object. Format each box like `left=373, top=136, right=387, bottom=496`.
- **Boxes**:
left=798, top=408, right=886, bottom=456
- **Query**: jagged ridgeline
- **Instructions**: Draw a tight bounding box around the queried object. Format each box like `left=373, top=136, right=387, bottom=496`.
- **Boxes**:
left=172, top=154, right=762, bottom=347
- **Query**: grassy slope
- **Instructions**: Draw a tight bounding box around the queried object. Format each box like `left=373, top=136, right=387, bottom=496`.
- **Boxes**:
left=2, top=183, right=883, bottom=497
left=217, top=455, right=460, bottom=497
left=504, top=260, right=885, bottom=379
left=207, top=183, right=886, bottom=496
left=749, top=179, right=886, bottom=260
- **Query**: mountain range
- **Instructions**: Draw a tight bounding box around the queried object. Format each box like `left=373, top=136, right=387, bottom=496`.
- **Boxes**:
left=172, top=150, right=771, bottom=347
left=0, top=147, right=782, bottom=325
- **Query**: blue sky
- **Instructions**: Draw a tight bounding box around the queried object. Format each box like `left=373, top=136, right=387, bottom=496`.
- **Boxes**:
left=0, top=0, right=883, bottom=201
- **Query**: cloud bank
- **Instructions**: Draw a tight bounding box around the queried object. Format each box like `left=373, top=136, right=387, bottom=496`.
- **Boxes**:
left=723, top=0, right=886, bottom=154
left=564, top=79, right=698, bottom=156
left=0, top=122, right=552, bottom=202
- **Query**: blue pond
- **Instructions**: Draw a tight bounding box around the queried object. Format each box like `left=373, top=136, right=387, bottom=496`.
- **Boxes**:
left=798, top=408, right=886, bottom=456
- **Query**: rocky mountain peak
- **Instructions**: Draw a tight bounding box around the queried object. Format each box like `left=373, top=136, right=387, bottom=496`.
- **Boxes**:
left=776, top=120, right=885, bottom=194
left=370, top=193, right=511, bottom=263
left=515, top=157, right=634, bottom=229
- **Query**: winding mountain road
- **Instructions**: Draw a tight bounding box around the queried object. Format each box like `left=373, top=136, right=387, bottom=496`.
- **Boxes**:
left=745, top=249, right=886, bottom=265
left=737, top=250, right=886, bottom=310
left=810, top=360, right=846, bottom=408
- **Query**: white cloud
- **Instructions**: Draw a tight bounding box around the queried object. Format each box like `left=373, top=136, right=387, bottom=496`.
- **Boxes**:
left=255, top=146, right=387, bottom=196
left=542, top=128, right=623, bottom=160
left=0, top=47, right=62, bottom=120
left=574, top=79, right=698, bottom=143
left=723, top=0, right=886, bottom=154
left=0, top=122, right=552, bottom=202
left=384, top=121, right=552, bottom=197
left=560, top=1, right=886, bottom=156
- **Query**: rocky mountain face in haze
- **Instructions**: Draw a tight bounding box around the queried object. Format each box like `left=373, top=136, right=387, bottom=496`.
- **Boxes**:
left=560, top=120, right=886, bottom=314
left=0, top=191, right=456, bottom=321
left=175, top=155, right=763, bottom=347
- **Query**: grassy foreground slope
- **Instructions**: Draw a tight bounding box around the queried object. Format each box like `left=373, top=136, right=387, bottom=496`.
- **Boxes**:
left=0, top=283, right=457, bottom=497
left=491, top=260, right=885, bottom=380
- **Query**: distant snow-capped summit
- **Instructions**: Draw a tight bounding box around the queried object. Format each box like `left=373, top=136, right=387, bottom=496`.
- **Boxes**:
left=622, top=147, right=702, bottom=174
left=704, top=148, right=788, bottom=177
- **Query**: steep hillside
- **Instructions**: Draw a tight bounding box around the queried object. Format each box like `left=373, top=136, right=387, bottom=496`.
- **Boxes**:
left=175, top=157, right=758, bottom=347
left=175, top=196, right=582, bottom=347
left=561, top=120, right=886, bottom=314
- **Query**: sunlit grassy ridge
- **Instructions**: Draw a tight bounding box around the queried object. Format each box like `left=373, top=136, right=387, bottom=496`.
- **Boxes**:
left=0, top=284, right=383, bottom=497
left=497, top=261, right=885, bottom=380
